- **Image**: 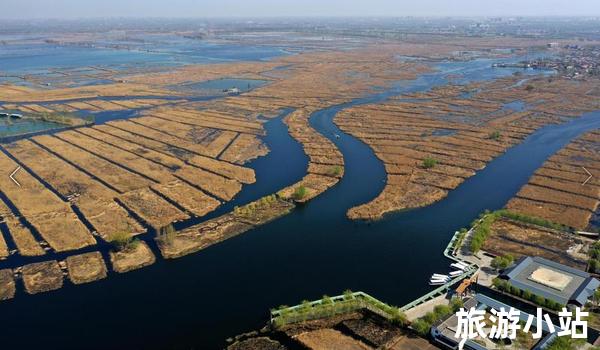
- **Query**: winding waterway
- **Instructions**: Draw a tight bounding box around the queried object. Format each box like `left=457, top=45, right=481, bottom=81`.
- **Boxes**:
left=1, top=58, right=599, bottom=350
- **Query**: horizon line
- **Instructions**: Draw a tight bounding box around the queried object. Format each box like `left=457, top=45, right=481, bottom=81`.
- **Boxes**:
left=3, top=14, right=600, bottom=21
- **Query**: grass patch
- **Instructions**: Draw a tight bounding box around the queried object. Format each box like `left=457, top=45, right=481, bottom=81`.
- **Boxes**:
left=328, top=165, right=342, bottom=176
left=422, top=157, right=438, bottom=169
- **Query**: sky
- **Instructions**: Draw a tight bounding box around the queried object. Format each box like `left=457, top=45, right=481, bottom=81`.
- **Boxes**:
left=2, top=0, right=600, bottom=19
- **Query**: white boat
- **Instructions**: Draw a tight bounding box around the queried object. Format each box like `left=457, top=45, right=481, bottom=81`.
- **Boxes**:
left=431, top=273, right=448, bottom=278
left=451, top=263, right=466, bottom=270
left=449, top=270, right=463, bottom=277
left=430, top=277, right=450, bottom=283
left=429, top=280, right=447, bottom=286
left=430, top=277, right=448, bottom=282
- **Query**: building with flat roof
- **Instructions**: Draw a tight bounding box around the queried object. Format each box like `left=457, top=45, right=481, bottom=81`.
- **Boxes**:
left=499, top=256, right=600, bottom=307
left=431, top=294, right=556, bottom=350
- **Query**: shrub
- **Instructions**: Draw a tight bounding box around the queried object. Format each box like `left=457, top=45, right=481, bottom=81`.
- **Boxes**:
left=532, top=294, right=544, bottom=306
left=510, top=285, right=521, bottom=296
left=300, top=300, right=312, bottom=313
left=496, top=210, right=567, bottom=231
left=390, top=310, right=408, bottom=326
left=450, top=297, right=464, bottom=312
left=329, top=166, right=342, bottom=176
left=525, top=84, right=535, bottom=91
left=158, top=224, right=176, bottom=246
left=492, top=278, right=509, bottom=292
left=469, top=213, right=496, bottom=253
left=491, top=254, right=514, bottom=270
left=423, top=311, right=437, bottom=324
left=422, top=157, right=438, bottom=169
left=546, top=335, right=587, bottom=350
left=434, top=305, right=453, bottom=319
left=292, top=185, right=307, bottom=200
left=488, top=130, right=501, bottom=140
left=109, top=231, right=134, bottom=251
left=590, top=259, right=600, bottom=273
left=412, top=319, right=431, bottom=336
left=545, top=299, right=562, bottom=311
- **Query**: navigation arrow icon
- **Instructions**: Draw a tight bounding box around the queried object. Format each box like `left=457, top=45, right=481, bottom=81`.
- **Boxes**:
left=9, top=166, right=21, bottom=187
left=582, top=167, right=593, bottom=186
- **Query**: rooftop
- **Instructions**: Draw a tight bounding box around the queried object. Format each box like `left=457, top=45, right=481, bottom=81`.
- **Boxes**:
left=501, top=256, right=600, bottom=306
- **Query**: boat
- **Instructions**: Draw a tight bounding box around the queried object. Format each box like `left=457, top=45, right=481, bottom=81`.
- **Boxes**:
left=9, top=113, right=23, bottom=119
left=449, top=270, right=463, bottom=277
left=429, top=280, right=446, bottom=286
left=430, top=276, right=451, bottom=283
left=451, top=262, right=468, bottom=270
left=430, top=279, right=450, bottom=284
left=429, top=277, right=450, bottom=285
left=0, top=113, right=8, bottom=118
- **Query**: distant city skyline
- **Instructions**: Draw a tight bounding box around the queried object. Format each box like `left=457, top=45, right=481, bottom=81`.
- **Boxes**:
left=3, top=0, right=600, bottom=19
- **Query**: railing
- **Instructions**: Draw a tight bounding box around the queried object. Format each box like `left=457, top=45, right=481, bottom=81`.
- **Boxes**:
left=270, top=291, right=400, bottom=327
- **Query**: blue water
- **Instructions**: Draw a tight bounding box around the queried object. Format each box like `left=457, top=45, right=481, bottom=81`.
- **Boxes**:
left=0, top=56, right=598, bottom=350
left=0, top=40, right=289, bottom=75
left=0, top=118, right=64, bottom=139
left=181, top=78, right=269, bottom=93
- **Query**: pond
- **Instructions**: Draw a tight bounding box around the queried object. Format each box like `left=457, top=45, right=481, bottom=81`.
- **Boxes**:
left=0, top=117, right=65, bottom=141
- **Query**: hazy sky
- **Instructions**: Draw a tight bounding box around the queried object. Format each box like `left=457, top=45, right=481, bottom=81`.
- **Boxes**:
left=2, top=0, right=600, bottom=19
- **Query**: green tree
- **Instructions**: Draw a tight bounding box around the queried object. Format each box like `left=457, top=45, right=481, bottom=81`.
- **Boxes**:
left=488, top=130, right=501, bottom=140
left=450, top=297, right=464, bottom=312
left=158, top=223, right=176, bottom=246
left=293, top=185, right=308, bottom=200
left=109, top=231, right=133, bottom=251
left=593, top=289, right=600, bottom=305
left=590, top=259, right=600, bottom=273
left=491, top=254, right=514, bottom=270
left=422, top=157, right=438, bottom=169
